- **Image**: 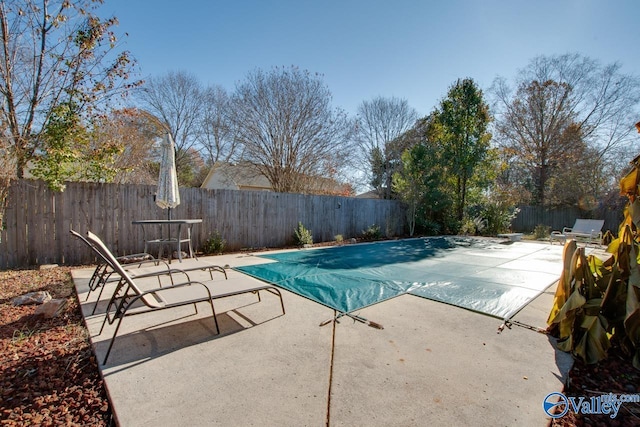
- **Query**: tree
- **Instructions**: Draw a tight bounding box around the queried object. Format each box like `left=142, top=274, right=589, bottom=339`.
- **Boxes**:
left=32, top=105, right=174, bottom=190
left=355, top=96, right=418, bottom=198
left=199, top=85, right=240, bottom=165
left=495, top=80, right=581, bottom=205
left=30, top=104, right=85, bottom=191
left=135, top=70, right=206, bottom=185
left=230, top=67, right=352, bottom=193
left=176, top=147, right=207, bottom=187
left=36, top=104, right=128, bottom=191
left=0, top=120, right=12, bottom=226
left=432, top=78, right=492, bottom=222
left=93, top=108, right=160, bottom=185
left=393, top=143, right=438, bottom=236
left=391, top=115, right=455, bottom=235
left=492, top=53, right=640, bottom=206
left=0, top=0, right=140, bottom=179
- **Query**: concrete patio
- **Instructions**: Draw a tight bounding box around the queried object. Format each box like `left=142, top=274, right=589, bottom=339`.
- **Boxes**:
left=72, top=241, right=575, bottom=426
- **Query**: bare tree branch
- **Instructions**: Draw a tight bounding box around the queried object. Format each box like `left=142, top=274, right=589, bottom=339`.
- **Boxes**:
left=355, top=96, right=418, bottom=198
left=491, top=53, right=640, bottom=206
left=199, top=85, right=239, bottom=165
left=0, top=0, right=140, bottom=178
left=230, top=66, right=352, bottom=193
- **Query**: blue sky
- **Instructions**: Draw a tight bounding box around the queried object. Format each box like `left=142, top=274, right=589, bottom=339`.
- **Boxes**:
left=98, top=0, right=640, bottom=117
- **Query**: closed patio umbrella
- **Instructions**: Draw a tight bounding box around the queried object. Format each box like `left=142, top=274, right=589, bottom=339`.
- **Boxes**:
left=156, top=133, right=180, bottom=219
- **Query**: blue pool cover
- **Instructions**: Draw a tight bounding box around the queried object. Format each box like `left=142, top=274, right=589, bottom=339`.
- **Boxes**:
left=235, top=237, right=564, bottom=319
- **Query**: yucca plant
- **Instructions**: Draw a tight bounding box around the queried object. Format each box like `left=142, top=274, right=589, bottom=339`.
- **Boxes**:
left=202, top=230, right=226, bottom=255
left=547, top=154, right=640, bottom=369
left=293, top=222, right=313, bottom=247
left=360, top=224, right=381, bottom=241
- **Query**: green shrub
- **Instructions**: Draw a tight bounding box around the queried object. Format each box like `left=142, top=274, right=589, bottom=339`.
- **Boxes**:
left=202, top=230, right=226, bottom=255
left=459, top=216, right=487, bottom=236
left=533, top=224, right=551, bottom=240
left=334, top=234, right=344, bottom=243
left=417, top=219, right=442, bottom=236
left=463, top=203, right=520, bottom=236
left=361, top=224, right=382, bottom=241
left=483, top=205, right=519, bottom=235
left=459, top=218, right=475, bottom=235
left=293, top=222, right=313, bottom=246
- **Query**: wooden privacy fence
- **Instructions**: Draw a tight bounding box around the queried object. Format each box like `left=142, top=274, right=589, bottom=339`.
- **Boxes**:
left=0, top=180, right=407, bottom=269
left=510, top=205, right=624, bottom=235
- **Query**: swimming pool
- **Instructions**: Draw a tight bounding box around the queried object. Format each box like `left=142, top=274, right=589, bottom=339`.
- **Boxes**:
left=235, top=236, right=563, bottom=320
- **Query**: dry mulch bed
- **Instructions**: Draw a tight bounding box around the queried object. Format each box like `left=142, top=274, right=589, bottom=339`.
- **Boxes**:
left=1, top=263, right=639, bottom=426
left=0, top=267, right=111, bottom=426
left=551, top=344, right=640, bottom=427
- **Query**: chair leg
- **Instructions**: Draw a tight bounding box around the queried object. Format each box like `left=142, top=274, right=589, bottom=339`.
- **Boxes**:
left=269, top=288, right=285, bottom=314
left=91, top=283, right=109, bottom=315
left=103, top=316, right=126, bottom=365
left=208, top=300, right=219, bottom=334
left=98, top=312, right=111, bottom=336
left=91, top=270, right=118, bottom=315
left=277, top=290, right=285, bottom=314
left=85, top=267, right=101, bottom=301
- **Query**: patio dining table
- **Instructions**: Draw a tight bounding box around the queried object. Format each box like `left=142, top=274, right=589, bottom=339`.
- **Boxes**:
left=132, top=219, right=202, bottom=262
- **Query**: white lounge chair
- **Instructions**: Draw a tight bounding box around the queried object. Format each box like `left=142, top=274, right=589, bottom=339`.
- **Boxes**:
left=70, top=229, right=227, bottom=315
left=550, top=219, right=604, bottom=246
left=84, top=231, right=285, bottom=364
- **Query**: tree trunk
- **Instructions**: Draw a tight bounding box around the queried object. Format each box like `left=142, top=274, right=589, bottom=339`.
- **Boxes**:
left=456, top=175, right=463, bottom=221
left=533, top=164, right=547, bottom=206
left=460, top=174, right=467, bottom=222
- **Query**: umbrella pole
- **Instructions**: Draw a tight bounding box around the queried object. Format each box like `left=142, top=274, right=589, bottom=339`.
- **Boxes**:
left=168, top=208, right=172, bottom=261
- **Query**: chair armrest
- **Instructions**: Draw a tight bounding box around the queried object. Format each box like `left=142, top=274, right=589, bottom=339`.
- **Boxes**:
left=139, top=280, right=213, bottom=302
left=562, top=227, right=572, bottom=234
left=138, top=280, right=206, bottom=293
left=124, top=258, right=168, bottom=269
left=124, top=280, right=212, bottom=309
left=131, top=268, right=193, bottom=287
